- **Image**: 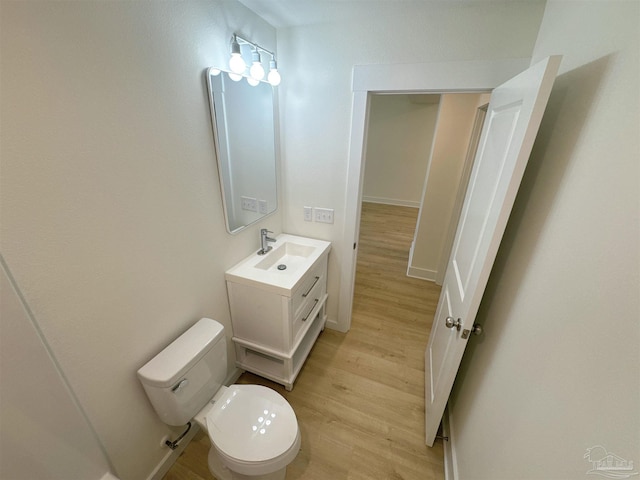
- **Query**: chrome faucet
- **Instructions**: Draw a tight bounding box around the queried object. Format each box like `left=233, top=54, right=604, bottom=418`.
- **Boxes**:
left=258, top=228, right=276, bottom=255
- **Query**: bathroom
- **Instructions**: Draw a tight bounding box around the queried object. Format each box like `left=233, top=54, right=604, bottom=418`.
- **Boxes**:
left=1, top=1, right=638, bottom=480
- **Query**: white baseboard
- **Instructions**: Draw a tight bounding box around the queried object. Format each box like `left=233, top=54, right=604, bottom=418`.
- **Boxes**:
left=324, top=316, right=345, bottom=332
left=99, top=472, right=120, bottom=480
left=407, top=265, right=437, bottom=282
left=442, top=406, right=458, bottom=480
left=362, top=196, right=421, bottom=208
left=147, top=423, right=200, bottom=480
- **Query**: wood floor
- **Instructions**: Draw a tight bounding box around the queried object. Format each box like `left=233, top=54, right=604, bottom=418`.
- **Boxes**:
left=163, top=202, right=444, bottom=480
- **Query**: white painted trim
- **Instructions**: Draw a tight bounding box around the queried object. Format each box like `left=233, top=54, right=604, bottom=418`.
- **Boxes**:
left=442, top=406, right=458, bottom=480
left=362, top=196, right=421, bottom=208
left=338, top=58, right=532, bottom=333
left=99, top=473, right=120, bottom=480
left=324, top=316, right=340, bottom=331
left=147, top=425, right=200, bottom=480
left=406, top=266, right=437, bottom=282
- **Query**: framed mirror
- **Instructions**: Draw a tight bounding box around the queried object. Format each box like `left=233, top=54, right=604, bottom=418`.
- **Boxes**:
left=206, top=67, right=278, bottom=234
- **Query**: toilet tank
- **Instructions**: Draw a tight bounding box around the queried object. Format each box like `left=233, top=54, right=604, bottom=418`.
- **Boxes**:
left=137, top=318, right=227, bottom=426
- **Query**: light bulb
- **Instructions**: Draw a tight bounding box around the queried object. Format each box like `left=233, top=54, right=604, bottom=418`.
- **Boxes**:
left=250, top=49, right=265, bottom=80
left=227, top=72, right=242, bottom=82
left=229, top=54, right=246, bottom=74
left=247, top=77, right=260, bottom=86
left=268, top=59, right=281, bottom=86
left=210, top=68, right=221, bottom=76
left=229, top=36, right=246, bottom=74
left=250, top=62, right=265, bottom=80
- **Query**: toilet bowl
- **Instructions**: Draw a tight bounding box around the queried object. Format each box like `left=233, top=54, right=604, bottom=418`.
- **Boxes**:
left=195, top=384, right=300, bottom=480
left=137, top=318, right=300, bottom=480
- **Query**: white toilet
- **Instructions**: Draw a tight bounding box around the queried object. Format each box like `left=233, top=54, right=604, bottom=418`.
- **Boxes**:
left=137, top=318, right=300, bottom=480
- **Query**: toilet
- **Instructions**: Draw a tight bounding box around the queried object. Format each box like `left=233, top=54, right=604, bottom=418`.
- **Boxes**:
left=137, top=318, right=300, bottom=480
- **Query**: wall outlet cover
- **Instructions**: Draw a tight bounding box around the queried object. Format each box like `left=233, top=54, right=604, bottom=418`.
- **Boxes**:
left=303, top=206, right=313, bottom=222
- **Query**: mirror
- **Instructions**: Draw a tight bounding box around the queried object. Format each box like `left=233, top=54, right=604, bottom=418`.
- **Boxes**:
left=206, top=67, right=278, bottom=234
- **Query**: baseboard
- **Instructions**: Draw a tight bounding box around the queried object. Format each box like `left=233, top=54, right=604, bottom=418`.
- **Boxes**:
left=442, top=406, right=458, bottom=480
left=99, top=472, right=120, bottom=480
left=147, top=423, right=200, bottom=480
left=362, top=196, right=421, bottom=208
left=324, top=316, right=344, bottom=332
left=406, top=265, right=437, bottom=282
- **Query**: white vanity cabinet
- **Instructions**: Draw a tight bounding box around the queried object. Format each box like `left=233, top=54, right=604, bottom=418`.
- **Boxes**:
left=225, top=234, right=331, bottom=391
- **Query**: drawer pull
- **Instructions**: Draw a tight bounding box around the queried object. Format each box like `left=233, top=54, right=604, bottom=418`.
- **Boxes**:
left=302, top=276, right=320, bottom=297
left=302, top=299, right=319, bottom=321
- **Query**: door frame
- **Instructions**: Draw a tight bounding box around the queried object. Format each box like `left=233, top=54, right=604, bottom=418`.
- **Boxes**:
left=336, top=58, right=532, bottom=333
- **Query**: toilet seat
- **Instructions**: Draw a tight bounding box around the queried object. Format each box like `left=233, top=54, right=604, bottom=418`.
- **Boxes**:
left=204, top=384, right=300, bottom=476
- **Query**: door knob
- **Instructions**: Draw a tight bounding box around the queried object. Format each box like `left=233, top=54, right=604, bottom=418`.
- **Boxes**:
left=471, top=324, right=483, bottom=335
left=445, top=316, right=462, bottom=331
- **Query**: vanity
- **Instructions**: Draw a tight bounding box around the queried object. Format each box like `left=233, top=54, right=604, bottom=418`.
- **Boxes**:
left=225, top=234, right=331, bottom=390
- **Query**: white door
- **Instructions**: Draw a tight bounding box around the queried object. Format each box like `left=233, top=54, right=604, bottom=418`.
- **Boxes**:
left=424, top=56, right=562, bottom=446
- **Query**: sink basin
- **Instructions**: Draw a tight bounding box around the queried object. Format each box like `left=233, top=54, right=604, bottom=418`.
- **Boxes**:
left=255, top=242, right=316, bottom=271
left=225, top=234, right=331, bottom=296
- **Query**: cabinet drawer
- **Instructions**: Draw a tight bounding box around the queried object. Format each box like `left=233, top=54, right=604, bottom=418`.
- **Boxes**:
left=292, top=274, right=325, bottom=342
left=291, top=257, right=327, bottom=317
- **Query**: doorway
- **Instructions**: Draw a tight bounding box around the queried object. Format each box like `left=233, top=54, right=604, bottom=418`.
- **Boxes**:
left=357, top=92, right=490, bottom=297
left=337, top=58, right=531, bottom=333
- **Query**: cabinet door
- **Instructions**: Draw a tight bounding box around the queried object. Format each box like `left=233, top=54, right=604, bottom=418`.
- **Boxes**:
left=227, top=282, right=288, bottom=351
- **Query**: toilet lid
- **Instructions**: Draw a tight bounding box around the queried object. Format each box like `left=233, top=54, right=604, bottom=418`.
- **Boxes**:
left=205, top=385, right=298, bottom=463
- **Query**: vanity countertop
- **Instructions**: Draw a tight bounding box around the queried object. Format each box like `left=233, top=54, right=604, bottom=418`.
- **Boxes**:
left=225, top=234, right=331, bottom=296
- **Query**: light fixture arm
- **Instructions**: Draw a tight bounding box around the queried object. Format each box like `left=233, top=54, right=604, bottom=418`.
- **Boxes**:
left=232, top=34, right=276, bottom=61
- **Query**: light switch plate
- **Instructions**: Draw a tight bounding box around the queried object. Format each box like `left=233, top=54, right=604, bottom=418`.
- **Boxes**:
left=314, top=207, right=334, bottom=224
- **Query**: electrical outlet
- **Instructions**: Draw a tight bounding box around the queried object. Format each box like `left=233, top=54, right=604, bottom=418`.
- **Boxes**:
left=314, top=207, right=334, bottom=224
left=258, top=200, right=268, bottom=214
left=241, top=196, right=257, bottom=212
left=303, top=206, right=313, bottom=222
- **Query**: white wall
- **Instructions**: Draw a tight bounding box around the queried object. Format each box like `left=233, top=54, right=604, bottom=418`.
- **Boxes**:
left=0, top=2, right=280, bottom=479
left=448, top=1, right=640, bottom=478
left=409, top=93, right=489, bottom=281
left=1, top=259, right=115, bottom=480
left=276, top=1, right=547, bottom=325
left=363, top=94, right=439, bottom=207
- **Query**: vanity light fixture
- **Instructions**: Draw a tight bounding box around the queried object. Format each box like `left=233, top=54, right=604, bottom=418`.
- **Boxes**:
left=228, top=34, right=281, bottom=87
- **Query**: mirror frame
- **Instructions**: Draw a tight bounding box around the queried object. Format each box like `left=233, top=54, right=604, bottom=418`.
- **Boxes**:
left=205, top=67, right=280, bottom=234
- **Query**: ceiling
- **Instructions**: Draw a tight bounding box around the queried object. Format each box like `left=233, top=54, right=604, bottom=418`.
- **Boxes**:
left=237, top=0, right=477, bottom=28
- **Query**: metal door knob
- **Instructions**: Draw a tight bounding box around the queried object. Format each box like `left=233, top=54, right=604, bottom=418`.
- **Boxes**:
left=445, top=316, right=462, bottom=331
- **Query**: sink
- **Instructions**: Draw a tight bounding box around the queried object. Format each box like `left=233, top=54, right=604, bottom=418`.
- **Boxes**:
left=225, top=234, right=331, bottom=296
left=255, top=242, right=316, bottom=271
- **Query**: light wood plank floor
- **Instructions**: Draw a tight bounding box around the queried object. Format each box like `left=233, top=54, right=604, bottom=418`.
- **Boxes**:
left=164, top=202, right=444, bottom=480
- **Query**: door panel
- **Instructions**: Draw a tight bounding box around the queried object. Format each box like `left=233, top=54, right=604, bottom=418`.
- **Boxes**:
left=452, top=101, right=523, bottom=300
left=425, top=56, right=562, bottom=446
